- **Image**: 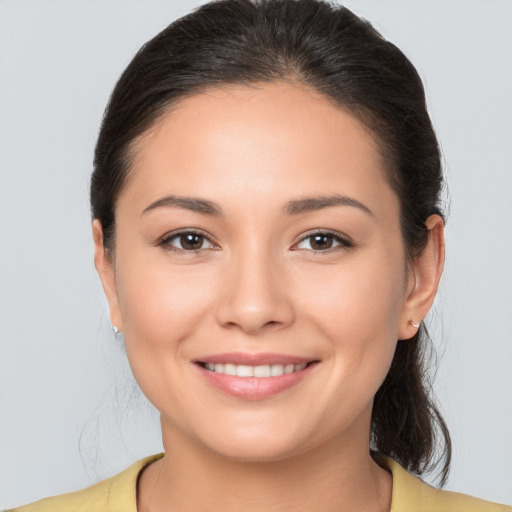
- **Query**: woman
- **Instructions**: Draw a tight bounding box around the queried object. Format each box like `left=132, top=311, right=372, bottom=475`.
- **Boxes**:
left=7, top=0, right=511, bottom=510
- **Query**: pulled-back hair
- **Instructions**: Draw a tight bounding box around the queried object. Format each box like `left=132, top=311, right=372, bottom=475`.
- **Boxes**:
left=91, top=0, right=451, bottom=483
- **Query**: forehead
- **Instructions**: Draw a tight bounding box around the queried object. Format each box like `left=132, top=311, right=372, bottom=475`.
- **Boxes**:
left=122, top=81, right=398, bottom=220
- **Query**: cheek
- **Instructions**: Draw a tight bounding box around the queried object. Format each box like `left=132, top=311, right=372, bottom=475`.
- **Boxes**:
left=114, top=252, right=218, bottom=353
left=296, top=251, right=406, bottom=398
left=112, top=253, right=221, bottom=418
left=296, top=252, right=406, bottom=339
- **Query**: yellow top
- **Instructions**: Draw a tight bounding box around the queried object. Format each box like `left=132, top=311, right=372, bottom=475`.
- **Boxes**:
left=8, top=454, right=511, bottom=512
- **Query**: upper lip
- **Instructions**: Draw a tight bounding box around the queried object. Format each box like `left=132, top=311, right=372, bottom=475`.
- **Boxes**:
left=194, top=352, right=317, bottom=366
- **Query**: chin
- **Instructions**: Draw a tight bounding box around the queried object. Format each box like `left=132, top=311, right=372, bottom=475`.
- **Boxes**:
left=204, top=434, right=306, bottom=463
left=186, top=412, right=322, bottom=463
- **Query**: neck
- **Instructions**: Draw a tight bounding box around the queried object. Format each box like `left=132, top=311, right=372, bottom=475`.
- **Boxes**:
left=138, top=420, right=392, bottom=512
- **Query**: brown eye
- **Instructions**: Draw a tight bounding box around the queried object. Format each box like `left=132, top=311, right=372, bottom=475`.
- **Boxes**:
left=180, top=233, right=205, bottom=250
left=294, top=232, right=352, bottom=251
left=309, top=234, right=334, bottom=250
left=161, top=231, right=215, bottom=251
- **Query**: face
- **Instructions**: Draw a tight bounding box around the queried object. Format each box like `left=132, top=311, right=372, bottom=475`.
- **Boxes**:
left=94, top=81, right=436, bottom=461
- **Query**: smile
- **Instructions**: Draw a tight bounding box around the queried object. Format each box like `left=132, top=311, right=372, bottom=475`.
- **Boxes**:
left=194, top=354, right=319, bottom=400
left=201, top=362, right=308, bottom=377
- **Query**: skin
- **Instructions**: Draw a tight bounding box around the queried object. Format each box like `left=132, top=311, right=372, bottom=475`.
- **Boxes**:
left=93, top=81, right=444, bottom=512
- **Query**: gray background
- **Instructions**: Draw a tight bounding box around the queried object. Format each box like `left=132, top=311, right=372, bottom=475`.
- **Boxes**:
left=1, top=0, right=511, bottom=508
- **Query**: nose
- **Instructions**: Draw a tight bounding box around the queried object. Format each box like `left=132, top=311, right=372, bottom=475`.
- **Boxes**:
left=215, top=244, right=295, bottom=335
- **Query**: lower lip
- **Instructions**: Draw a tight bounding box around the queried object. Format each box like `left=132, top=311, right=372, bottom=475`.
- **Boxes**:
left=196, top=363, right=317, bottom=401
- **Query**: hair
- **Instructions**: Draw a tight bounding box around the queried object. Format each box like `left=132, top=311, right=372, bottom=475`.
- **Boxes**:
left=91, top=0, right=451, bottom=483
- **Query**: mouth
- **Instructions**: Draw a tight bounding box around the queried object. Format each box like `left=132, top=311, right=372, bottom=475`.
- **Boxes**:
left=193, top=353, right=320, bottom=400
left=196, top=361, right=316, bottom=377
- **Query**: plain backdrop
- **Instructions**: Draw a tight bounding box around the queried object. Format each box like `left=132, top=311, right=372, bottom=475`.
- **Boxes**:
left=1, top=0, right=511, bottom=508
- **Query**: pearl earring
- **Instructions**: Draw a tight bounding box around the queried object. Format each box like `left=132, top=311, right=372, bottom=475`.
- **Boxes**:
left=409, top=320, right=420, bottom=329
left=111, top=325, right=120, bottom=334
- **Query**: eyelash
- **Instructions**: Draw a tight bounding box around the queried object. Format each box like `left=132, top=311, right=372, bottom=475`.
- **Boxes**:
left=158, top=229, right=354, bottom=253
left=159, top=229, right=217, bottom=253
left=292, top=230, right=354, bottom=252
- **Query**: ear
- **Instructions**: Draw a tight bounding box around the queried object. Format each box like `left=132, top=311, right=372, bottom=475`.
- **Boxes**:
left=398, top=214, right=445, bottom=340
left=92, top=219, right=123, bottom=332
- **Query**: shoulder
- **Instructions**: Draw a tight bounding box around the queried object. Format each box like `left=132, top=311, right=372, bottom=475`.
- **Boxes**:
left=6, top=454, right=163, bottom=512
left=385, top=458, right=512, bottom=512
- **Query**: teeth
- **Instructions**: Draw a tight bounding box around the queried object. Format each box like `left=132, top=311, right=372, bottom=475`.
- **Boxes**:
left=224, top=363, right=237, bottom=376
left=270, top=364, right=284, bottom=376
left=236, top=365, right=254, bottom=377
left=254, top=365, right=270, bottom=377
left=203, top=362, right=309, bottom=377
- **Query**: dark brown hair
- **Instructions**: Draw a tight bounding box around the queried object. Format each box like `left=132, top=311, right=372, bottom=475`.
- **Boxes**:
left=91, top=0, right=451, bottom=483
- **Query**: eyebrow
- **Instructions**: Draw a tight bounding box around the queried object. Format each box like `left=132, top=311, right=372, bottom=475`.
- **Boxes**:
left=142, top=195, right=223, bottom=216
left=284, top=194, right=374, bottom=217
left=141, top=193, right=373, bottom=217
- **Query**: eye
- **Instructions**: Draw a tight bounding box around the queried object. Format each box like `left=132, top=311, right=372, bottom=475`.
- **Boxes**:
left=293, top=231, right=353, bottom=251
left=160, top=231, right=216, bottom=252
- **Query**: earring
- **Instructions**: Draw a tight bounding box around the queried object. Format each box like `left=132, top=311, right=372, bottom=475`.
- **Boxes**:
left=111, top=325, right=120, bottom=334
left=409, top=320, right=421, bottom=329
